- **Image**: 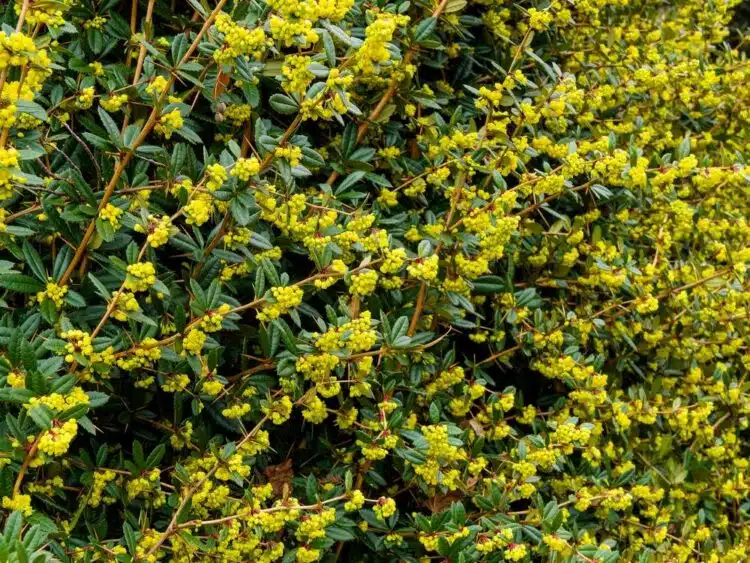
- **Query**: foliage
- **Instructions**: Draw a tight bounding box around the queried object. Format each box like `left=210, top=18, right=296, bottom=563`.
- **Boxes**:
left=0, top=0, right=747, bottom=561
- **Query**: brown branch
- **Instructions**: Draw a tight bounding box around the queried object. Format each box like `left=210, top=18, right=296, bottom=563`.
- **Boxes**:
left=407, top=282, right=426, bottom=336
left=58, top=0, right=229, bottom=286
left=326, top=0, right=451, bottom=188
left=13, top=435, right=41, bottom=496
left=144, top=415, right=269, bottom=557
left=122, top=0, right=157, bottom=134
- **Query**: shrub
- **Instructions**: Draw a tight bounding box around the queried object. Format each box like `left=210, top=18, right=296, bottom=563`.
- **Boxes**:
left=0, top=0, right=747, bottom=561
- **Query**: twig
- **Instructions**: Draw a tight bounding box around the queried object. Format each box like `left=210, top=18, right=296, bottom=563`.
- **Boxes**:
left=326, top=0, right=451, bottom=188
left=144, top=415, right=269, bottom=557
left=13, top=435, right=41, bottom=495
left=61, top=121, right=103, bottom=187
left=58, top=0, right=229, bottom=286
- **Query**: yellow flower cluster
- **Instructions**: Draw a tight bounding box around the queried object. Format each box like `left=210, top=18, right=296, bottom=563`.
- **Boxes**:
left=38, top=419, right=78, bottom=456
left=257, top=285, right=304, bottom=321
left=281, top=55, right=314, bottom=95
left=182, top=329, right=207, bottom=355
left=4, top=2, right=749, bottom=562
left=100, top=93, right=128, bottom=112
left=112, top=292, right=140, bottom=321
left=214, top=13, right=270, bottom=64
left=274, top=146, right=302, bottom=167
left=124, top=262, right=156, bottom=292
left=0, top=147, right=21, bottom=200
left=0, top=32, right=39, bottom=68
left=224, top=104, right=252, bottom=125
left=373, top=497, right=396, bottom=520
left=76, top=87, right=94, bottom=109
left=145, top=75, right=169, bottom=97
left=116, top=338, right=161, bottom=370
left=301, top=394, right=327, bottom=423
left=262, top=395, right=293, bottom=424
left=231, top=157, right=261, bottom=181
left=26, top=387, right=89, bottom=412
left=155, top=109, right=183, bottom=139
left=37, top=280, right=67, bottom=309
left=407, top=254, right=439, bottom=282
left=134, top=215, right=173, bottom=248
left=349, top=270, right=378, bottom=296
left=224, top=227, right=252, bottom=249
left=162, top=373, right=190, bottom=392
left=352, top=14, right=410, bottom=75
left=99, top=203, right=123, bottom=229
left=2, top=494, right=32, bottom=516
left=88, top=470, right=117, bottom=507
left=185, top=194, right=213, bottom=226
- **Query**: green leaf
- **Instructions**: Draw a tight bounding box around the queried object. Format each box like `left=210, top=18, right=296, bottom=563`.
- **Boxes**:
left=321, top=30, right=336, bottom=67
left=429, top=401, right=440, bottom=423
left=97, top=106, right=123, bottom=146
left=4, top=511, right=23, bottom=539
left=0, top=388, right=33, bottom=404
left=136, top=145, right=167, bottom=155
left=39, top=297, right=57, bottom=324
left=306, top=82, right=326, bottom=100
left=174, top=125, right=203, bottom=145
left=444, top=0, right=467, bottom=13
left=326, top=526, right=355, bottom=541
left=300, top=146, right=326, bottom=168
left=269, top=94, right=299, bottom=115
left=320, top=21, right=355, bottom=46
left=132, top=440, right=145, bottom=468
left=0, top=274, right=44, bottom=293
left=86, top=391, right=109, bottom=408
left=22, top=242, right=46, bottom=283
left=472, top=275, right=509, bottom=294
left=249, top=232, right=272, bottom=250
left=146, top=444, right=166, bottom=467
left=28, top=405, right=53, bottom=430
left=335, top=171, right=366, bottom=193
left=414, top=17, right=438, bottom=43
left=81, top=132, right=113, bottom=150
left=395, top=447, right=426, bottom=464
left=21, top=340, right=37, bottom=373
left=15, top=100, right=47, bottom=121
left=123, top=522, right=137, bottom=555
left=64, top=290, right=86, bottom=308
left=230, top=199, right=250, bottom=226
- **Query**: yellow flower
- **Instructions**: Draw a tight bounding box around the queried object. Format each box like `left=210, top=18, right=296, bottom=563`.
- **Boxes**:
left=257, top=285, right=304, bottom=321
left=182, top=329, right=207, bottom=355
left=155, top=109, right=183, bottom=139
left=350, top=270, right=379, bottom=296
left=214, top=13, right=270, bottom=64
left=99, top=203, right=123, bottom=229
left=344, top=490, right=365, bottom=511
left=231, top=157, right=261, bottom=180
left=38, top=419, right=78, bottom=456
left=373, top=497, right=396, bottom=520
left=274, top=146, right=303, bottom=167
left=2, top=494, right=33, bottom=516
left=407, top=254, right=439, bottom=281
left=124, top=262, right=156, bottom=292
left=134, top=215, right=173, bottom=248
left=37, top=280, right=67, bottom=309
left=76, top=87, right=95, bottom=109
left=145, top=75, right=170, bottom=97
left=185, top=193, right=214, bottom=226
left=100, top=93, right=129, bottom=112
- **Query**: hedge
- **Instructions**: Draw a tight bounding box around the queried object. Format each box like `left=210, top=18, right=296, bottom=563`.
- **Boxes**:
left=0, top=0, right=747, bottom=561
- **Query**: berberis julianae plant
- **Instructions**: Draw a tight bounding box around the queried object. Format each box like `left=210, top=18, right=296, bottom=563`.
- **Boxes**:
left=0, top=0, right=746, bottom=561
